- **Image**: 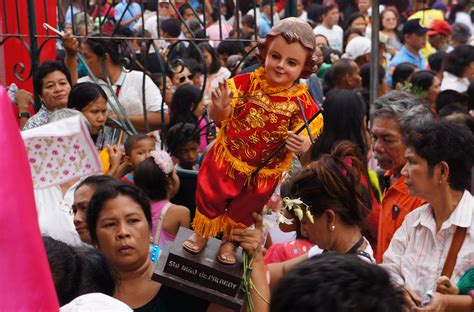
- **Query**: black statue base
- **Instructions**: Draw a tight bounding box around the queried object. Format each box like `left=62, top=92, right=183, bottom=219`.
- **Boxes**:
left=152, top=227, right=244, bottom=311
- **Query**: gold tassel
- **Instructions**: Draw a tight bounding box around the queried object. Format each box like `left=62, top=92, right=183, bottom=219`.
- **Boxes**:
left=213, top=139, right=293, bottom=184
left=192, top=209, right=247, bottom=239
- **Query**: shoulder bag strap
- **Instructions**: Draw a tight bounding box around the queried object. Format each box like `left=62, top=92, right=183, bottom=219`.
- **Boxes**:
left=153, top=202, right=173, bottom=245
left=441, top=226, right=468, bottom=278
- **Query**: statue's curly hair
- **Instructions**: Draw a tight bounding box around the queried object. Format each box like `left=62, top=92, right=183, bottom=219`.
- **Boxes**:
left=256, top=17, right=318, bottom=79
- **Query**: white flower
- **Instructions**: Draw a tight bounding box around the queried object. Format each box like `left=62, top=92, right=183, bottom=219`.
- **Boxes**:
left=275, top=212, right=294, bottom=225
left=281, top=197, right=313, bottom=223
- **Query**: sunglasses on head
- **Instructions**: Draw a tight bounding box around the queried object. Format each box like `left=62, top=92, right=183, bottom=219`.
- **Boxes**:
left=178, top=75, right=193, bottom=83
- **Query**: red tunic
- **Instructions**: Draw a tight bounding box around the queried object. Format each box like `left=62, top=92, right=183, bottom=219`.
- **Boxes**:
left=194, top=67, right=323, bottom=238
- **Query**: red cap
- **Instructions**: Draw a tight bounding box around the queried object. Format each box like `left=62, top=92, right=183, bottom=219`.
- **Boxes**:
left=427, top=19, right=452, bottom=36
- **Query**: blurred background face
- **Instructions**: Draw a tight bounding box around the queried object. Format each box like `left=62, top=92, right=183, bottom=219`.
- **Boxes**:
left=346, top=62, right=362, bottom=89
left=158, top=3, right=170, bottom=16
left=315, top=35, right=329, bottom=49
left=263, top=3, right=276, bottom=18
left=297, top=0, right=304, bottom=16
left=357, top=0, right=370, bottom=13
left=382, top=11, right=397, bottom=30
left=202, top=49, right=213, bottom=68
left=428, top=34, right=449, bottom=51
left=324, top=8, right=339, bottom=27
left=220, top=3, right=227, bottom=16
left=351, top=17, right=366, bottom=34
left=82, top=43, right=104, bottom=79
left=405, top=33, right=427, bottom=50
left=426, top=76, right=440, bottom=106
left=464, top=61, right=474, bottom=79
left=182, top=7, right=194, bottom=20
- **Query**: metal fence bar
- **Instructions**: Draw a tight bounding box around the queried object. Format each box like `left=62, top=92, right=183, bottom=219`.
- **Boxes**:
left=370, top=0, right=380, bottom=105
left=169, top=1, right=196, bottom=39
left=110, top=0, right=132, bottom=38
left=253, top=0, right=257, bottom=34
left=218, top=3, right=223, bottom=42
left=43, top=0, right=49, bottom=27
left=83, top=0, right=89, bottom=36
left=26, top=0, right=40, bottom=110
left=270, top=0, right=274, bottom=27
left=236, top=0, right=240, bottom=38
left=15, top=0, right=21, bottom=33
left=2, top=0, right=264, bottom=124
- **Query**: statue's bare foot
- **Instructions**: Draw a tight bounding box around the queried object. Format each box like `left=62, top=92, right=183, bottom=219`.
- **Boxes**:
left=183, top=232, right=208, bottom=254
left=217, top=240, right=237, bottom=265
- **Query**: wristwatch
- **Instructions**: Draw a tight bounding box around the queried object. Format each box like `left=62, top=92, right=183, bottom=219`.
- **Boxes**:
left=18, top=112, right=31, bottom=119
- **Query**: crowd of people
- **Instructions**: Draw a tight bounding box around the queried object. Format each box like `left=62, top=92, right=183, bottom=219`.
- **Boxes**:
left=7, top=0, right=474, bottom=311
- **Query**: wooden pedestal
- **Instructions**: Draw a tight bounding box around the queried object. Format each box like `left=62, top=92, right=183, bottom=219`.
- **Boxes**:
left=153, top=227, right=244, bottom=311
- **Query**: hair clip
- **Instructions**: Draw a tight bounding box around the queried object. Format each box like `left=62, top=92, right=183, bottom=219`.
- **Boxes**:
left=150, top=150, right=174, bottom=175
left=337, top=157, right=353, bottom=177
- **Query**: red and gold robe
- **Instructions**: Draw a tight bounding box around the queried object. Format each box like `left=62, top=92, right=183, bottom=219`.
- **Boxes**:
left=194, top=67, right=323, bottom=238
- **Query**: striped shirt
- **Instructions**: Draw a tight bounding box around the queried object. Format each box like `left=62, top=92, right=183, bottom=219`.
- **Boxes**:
left=381, top=190, right=474, bottom=297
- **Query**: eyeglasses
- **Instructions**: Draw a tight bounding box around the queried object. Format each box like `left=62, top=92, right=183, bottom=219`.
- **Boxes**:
left=178, top=75, right=193, bottom=83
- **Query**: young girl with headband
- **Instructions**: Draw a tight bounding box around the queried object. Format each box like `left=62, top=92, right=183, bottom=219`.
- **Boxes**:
left=134, top=150, right=191, bottom=248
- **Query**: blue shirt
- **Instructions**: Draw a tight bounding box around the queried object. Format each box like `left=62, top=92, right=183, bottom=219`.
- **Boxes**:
left=189, top=0, right=200, bottom=10
left=386, top=46, right=426, bottom=88
left=115, top=1, right=142, bottom=31
left=257, top=14, right=272, bottom=38
left=64, top=6, right=81, bottom=25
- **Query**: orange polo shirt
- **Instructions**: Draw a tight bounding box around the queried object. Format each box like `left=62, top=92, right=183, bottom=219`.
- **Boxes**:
left=376, top=170, right=426, bottom=263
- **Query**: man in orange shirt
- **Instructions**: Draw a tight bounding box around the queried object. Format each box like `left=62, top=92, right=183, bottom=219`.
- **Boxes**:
left=370, top=91, right=433, bottom=263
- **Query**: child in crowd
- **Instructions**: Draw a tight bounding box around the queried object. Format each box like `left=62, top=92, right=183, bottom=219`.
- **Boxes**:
left=241, top=15, right=257, bottom=39
left=121, top=134, right=155, bottom=184
left=165, top=123, right=201, bottom=171
left=134, top=150, right=190, bottom=248
left=167, top=84, right=208, bottom=152
left=184, top=18, right=323, bottom=265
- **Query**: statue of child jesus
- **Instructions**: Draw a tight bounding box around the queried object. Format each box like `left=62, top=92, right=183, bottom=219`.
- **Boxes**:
left=183, top=18, right=324, bottom=265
